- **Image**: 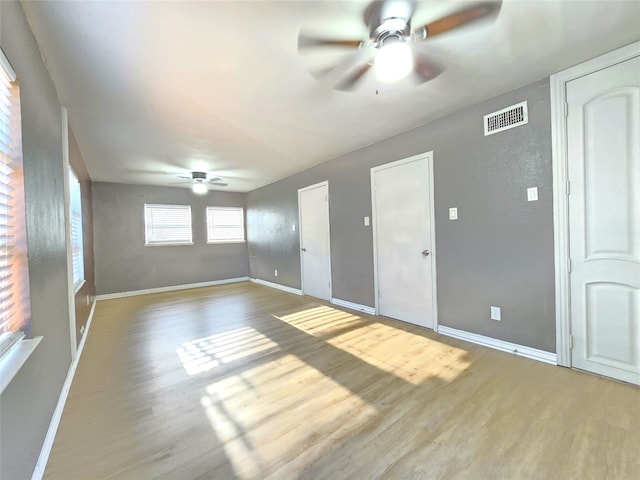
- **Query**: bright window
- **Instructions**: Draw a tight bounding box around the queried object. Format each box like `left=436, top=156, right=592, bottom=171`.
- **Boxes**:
left=206, top=207, right=245, bottom=243
left=144, top=204, right=193, bottom=245
left=0, top=48, right=31, bottom=359
left=69, top=167, right=84, bottom=290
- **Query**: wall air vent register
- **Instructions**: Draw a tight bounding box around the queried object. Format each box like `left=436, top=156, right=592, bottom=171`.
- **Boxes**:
left=484, top=101, right=528, bottom=136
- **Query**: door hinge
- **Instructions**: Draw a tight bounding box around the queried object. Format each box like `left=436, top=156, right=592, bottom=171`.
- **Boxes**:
left=567, top=258, right=572, bottom=273
left=566, top=180, right=570, bottom=195
left=569, top=335, right=574, bottom=350
left=564, top=102, right=569, bottom=118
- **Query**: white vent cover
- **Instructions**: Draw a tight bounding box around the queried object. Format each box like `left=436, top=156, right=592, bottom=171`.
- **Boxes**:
left=484, top=101, right=528, bottom=136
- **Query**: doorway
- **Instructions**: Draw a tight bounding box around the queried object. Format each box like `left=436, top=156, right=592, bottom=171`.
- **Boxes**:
left=552, top=42, right=639, bottom=385
left=371, top=152, right=437, bottom=329
left=298, top=181, right=331, bottom=301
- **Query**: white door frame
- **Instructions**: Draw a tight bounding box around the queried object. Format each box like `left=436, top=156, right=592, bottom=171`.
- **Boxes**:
left=61, top=107, right=77, bottom=359
left=371, top=151, right=438, bottom=331
left=550, top=41, right=640, bottom=367
left=298, top=180, right=332, bottom=299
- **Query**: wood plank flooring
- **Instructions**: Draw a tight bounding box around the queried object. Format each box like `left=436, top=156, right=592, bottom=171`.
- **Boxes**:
left=44, top=282, right=639, bottom=479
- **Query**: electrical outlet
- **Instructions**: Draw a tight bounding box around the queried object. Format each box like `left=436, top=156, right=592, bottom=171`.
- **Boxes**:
left=86, top=295, right=90, bottom=306
left=274, top=269, right=278, bottom=277
left=491, top=306, right=501, bottom=321
left=364, top=216, right=370, bottom=226
left=527, top=187, right=538, bottom=202
left=80, top=325, right=85, bottom=336
left=449, top=207, right=458, bottom=220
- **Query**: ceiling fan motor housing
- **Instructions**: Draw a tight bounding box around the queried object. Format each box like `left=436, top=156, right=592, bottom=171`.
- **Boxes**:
left=192, top=171, right=207, bottom=183
left=366, top=0, right=414, bottom=46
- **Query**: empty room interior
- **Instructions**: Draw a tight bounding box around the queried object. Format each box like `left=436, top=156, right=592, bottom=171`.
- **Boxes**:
left=1, top=0, right=639, bottom=479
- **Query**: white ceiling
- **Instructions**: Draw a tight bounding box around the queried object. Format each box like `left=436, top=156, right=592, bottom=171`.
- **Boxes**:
left=22, top=1, right=640, bottom=192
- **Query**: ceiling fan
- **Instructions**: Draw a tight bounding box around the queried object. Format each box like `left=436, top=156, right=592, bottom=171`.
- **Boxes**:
left=298, top=0, right=502, bottom=91
left=172, top=171, right=228, bottom=194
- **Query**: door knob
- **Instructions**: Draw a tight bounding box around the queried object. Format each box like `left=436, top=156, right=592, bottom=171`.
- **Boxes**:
left=301, top=248, right=307, bottom=252
left=422, top=250, right=430, bottom=257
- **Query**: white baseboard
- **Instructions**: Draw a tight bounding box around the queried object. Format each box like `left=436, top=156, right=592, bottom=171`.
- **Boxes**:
left=32, top=298, right=97, bottom=480
left=437, top=325, right=557, bottom=365
left=249, top=278, right=302, bottom=295
left=96, top=277, right=249, bottom=301
left=330, top=297, right=376, bottom=315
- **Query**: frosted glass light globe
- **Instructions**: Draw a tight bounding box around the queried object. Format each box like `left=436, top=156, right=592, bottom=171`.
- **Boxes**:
left=192, top=183, right=208, bottom=195
left=375, top=42, right=413, bottom=83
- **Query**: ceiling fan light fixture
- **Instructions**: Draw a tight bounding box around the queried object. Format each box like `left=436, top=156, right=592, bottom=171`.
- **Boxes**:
left=192, top=182, right=208, bottom=195
left=375, top=41, right=413, bottom=83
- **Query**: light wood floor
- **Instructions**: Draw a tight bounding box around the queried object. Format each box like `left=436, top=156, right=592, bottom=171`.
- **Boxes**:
left=44, top=282, right=639, bottom=480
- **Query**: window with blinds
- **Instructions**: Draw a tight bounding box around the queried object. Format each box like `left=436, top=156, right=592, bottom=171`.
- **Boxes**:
left=206, top=207, right=245, bottom=243
left=69, top=167, right=84, bottom=290
left=0, top=49, right=31, bottom=359
left=144, top=204, right=193, bottom=245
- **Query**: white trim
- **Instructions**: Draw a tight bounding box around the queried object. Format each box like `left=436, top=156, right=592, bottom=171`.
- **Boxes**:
left=438, top=325, right=557, bottom=366
left=249, top=278, right=303, bottom=296
left=0, top=47, right=17, bottom=82
left=61, top=108, right=77, bottom=360
left=330, top=298, right=376, bottom=315
left=96, top=277, right=249, bottom=301
left=0, top=337, right=42, bottom=395
left=550, top=41, right=640, bottom=368
left=297, top=181, right=332, bottom=301
left=370, top=151, right=438, bottom=331
left=31, top=297, right=97, bottom=480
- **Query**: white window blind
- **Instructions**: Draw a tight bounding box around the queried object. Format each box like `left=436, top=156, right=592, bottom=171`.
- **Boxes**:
left=69, top=167, right=84, bottom=290
left=207, top=207, right=245, bottom=243
left=0, top=48, right=31, bottom=359
left=144, top=204, right=193, bottom=245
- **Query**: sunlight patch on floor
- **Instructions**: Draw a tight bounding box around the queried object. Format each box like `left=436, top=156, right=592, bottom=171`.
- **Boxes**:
left=200, top=353, right=376, bottom=479
left=277, top=306, right=472, bottom=384
left=177, top=327, right=279, bottom=375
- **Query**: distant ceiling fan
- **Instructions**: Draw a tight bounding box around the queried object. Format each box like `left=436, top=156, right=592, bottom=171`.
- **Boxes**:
left=172, top=171, right=228, bottom=194
left=298, top=0, right=502, bottom=91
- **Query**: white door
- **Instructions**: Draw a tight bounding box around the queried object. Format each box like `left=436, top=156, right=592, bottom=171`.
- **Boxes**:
left=372, top=154, right=434, bottom=328
left=299, top=182, right=331, bottom=301
left=567, top=55, right=640, bottom=385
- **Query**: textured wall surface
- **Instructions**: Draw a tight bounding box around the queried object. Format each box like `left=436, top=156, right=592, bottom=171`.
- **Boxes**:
left=247, top=78, right=555, bottom=352
left=69, top=126, right=95, bottom=344
left=92, top=182, right=249, bottom=294
left=0, top=2, right=72, bottom=478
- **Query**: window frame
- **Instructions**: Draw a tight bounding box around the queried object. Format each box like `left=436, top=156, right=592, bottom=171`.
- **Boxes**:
left=206, top=206, right=245, bottom=244
left=0, top=46, right=40, bottom=395
left=144, top=203, right=194, bottom=246
left=68, top=166, right=85, bottom=292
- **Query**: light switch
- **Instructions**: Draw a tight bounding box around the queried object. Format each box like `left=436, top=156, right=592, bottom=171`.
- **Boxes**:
left=527, top=187, right=538, bottom=202
left=491, top=306, right=501, bottom=321
left=364, top=216, right=370, bottom=226
left=449, top=207, right=458, bottom=220
left=292, top=224, right=296, bottom=232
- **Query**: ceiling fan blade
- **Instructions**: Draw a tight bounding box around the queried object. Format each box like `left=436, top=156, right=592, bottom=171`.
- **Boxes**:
left=298, top=33, right=363, bottom=50
left=177, top=175, right=192, bottom=179
left=209, top=182, right=228, bottom=187
left=334, top=62, right=372, bottom=91
left=206, top=177, right=223, bottom=183
left=169, top=180, right=192, bottom=185
left=412, top=52, right=443, bottom=84
left=413, top=2, right=502, bottom=40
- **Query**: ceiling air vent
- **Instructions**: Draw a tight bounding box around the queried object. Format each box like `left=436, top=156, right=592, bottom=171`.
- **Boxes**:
left=484, top=101, right=528, bottom=136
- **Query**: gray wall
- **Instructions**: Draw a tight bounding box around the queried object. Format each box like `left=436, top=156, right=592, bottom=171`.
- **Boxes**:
left=93, top=182, right=249, bottom=295
left=0, top=2, right=72, bottom=478
left=69, top=126, right=96, bottom=345
left=247, top=78, right=555, bottom=352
